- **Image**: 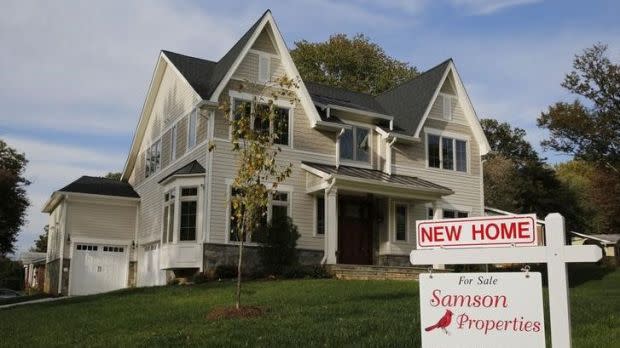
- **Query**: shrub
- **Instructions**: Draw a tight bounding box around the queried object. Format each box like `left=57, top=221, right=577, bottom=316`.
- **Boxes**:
left=255, top=216, right=300, bottom=275
left=215, top=264, right=238, bottom=279
left=192, top=272, right=210, bottom=284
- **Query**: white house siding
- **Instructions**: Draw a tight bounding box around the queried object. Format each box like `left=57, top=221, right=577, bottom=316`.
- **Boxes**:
left=134, top=145, right=207, bottom=244
left=252, top=26, right=277, bottom=54
left=130, top=62, right=199, bottom=187
left=66, top=200, right=137, bottom=241
left=208, top=139, right=333, bottom=250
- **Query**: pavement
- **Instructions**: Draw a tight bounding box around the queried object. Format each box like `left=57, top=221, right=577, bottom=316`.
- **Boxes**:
left=0, top=296, right=67, bottom=310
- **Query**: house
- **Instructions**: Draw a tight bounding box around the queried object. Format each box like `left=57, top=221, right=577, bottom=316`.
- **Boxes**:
left=20, top=252, right=46, bottom=293
left=570, top=231, right=620, bottom=264
left=42, top=10, right=490, bottom=296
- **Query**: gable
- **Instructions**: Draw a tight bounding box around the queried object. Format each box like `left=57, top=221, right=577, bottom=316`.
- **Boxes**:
left=251, top=25, right=277, bottom=54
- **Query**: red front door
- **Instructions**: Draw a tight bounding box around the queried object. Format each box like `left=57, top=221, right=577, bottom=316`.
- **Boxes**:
left=338, top=198, right=373, bottom=265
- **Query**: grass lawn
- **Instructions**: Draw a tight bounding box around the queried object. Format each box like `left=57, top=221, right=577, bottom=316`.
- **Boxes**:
left=1, top=265, right=618, bottom=347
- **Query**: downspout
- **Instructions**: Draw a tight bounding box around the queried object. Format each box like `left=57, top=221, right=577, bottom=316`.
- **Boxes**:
left=320, top=176, right=336, bottom=265
left=385, top=136, right=397, bottom=175
left=335, top=128, right=346, bottom=168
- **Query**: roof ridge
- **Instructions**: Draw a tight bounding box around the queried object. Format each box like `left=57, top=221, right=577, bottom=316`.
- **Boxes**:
left=377, top=58, right=452, bottom=97
left=161, top=50, right=217, bottom=64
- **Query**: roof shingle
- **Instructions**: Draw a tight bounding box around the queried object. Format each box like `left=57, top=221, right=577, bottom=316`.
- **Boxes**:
left=58, top=176, right=139, bottom=198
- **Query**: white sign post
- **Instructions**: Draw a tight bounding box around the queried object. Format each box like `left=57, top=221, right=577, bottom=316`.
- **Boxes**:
left=410, top=213, right=602, bottom=347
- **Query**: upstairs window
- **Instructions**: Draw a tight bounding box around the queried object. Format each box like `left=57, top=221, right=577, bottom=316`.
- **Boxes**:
left=171, top=125, right=177, bottom=162
left=340, top=126, right=370, bottom=163
left=145, top=139, right=162, bottom=178
left=258, top=55, right=271, bottom=82
left=427, top=133, right=467, bottom=173
left=231, top=98, right=290, bottom=146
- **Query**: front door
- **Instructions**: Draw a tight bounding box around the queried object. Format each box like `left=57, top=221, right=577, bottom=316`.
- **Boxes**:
left=338, top=197, right=373, bottom=264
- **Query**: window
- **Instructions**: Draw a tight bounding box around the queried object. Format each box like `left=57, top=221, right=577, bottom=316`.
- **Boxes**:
left=228, top=187, right=262, bottom=243
left=145, top=139, right=162, bottom=178
left=188, top=109, right=197, bottom=150
left=162, top=189, right=175, bottom=243
left=179, top=187, right=198, bottom=241
left=258, top=55, right=271, bottom=82
left=270, top=191, right=290, bottom=222
left=395, top=204, right=408, bottom=241
left=427, top=208, right=434, bottom=220
left=443, top=209, right=469, bottom=219
left=427, top=133, right=467, bottom=172
left=231, top=98, right=290, bottom=146
left=339, top=126, right=370, bottom=163
left=442, top=94, right=453, bottom=120
left=171, top=125, right=177, bottom=161
left=316, top=196, right=325, bottom=235
left=455, top=140, right=467, bottom=172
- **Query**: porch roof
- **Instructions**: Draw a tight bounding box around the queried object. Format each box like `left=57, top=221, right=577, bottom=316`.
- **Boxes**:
left=301, top=161, right=454, bottom=196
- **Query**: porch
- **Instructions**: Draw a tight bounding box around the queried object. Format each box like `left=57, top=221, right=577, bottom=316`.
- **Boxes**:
left=301, top=161, right=455, bottom=267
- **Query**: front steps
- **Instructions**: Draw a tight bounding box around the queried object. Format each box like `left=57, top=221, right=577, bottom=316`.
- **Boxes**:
left=326, top=264, right=435, bottom=281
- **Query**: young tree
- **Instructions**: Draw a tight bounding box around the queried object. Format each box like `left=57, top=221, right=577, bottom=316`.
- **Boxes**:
left=290, top=34, right=418, bottom=95
left=217, top=77, right=296, bottom=309
left=0, top=139, right=30, bottom=256
left=537, top=43, right=620, bottom=172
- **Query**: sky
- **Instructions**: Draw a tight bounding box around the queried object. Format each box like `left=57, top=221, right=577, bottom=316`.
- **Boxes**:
left=1, top=0, right=619, bottom=256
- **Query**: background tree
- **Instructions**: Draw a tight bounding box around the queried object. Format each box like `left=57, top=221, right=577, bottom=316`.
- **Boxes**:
left=537, top=43, right=619, bottom=172
left=0, top=139, right=30, bottom=256
left=218, top=77, right=295, bottom=310
left=290, top=34, right=418, bottom=95
left=104, top=172, right=122, bottom=180
left=30, top=226, right=48, bottom=253
left=480, top=119, right=584, bottom=231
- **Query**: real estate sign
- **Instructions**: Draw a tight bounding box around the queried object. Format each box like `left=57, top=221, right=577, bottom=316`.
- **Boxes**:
left=416, top=214, right=537, bottom=249
left=419, top=272, right=545, bottom=348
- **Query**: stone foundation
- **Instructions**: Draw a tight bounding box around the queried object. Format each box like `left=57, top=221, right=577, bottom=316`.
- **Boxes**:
left=44, top=258, right=70, bottom=295
left=128, top=261, right=137, bottom=288
left=376, top=254, right=411, bottom=267
left=203, top=243, right=323, bottom=275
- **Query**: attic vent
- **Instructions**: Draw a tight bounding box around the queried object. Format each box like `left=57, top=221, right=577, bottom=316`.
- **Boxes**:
left=441, top=95, right=453, bottom=121
left=258, top=55, right=270, bottom=82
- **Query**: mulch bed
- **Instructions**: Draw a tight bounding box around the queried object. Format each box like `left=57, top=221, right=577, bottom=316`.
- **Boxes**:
left=206, top=306, right=266, bottom=320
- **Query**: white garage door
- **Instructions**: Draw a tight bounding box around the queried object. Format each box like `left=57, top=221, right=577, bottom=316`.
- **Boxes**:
left=70, top=243, right=128, bottom=296
left=138, top=243, right=165, bottom=287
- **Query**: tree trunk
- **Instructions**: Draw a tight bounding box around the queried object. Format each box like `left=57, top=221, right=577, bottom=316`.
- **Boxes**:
left=235, top=238, right=244, bottom=310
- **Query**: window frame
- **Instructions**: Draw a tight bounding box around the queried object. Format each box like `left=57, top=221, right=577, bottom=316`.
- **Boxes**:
left=170, top=124, right=177, bottom=162
left=161, top=178, right=203, bottom=245
left=144, top=139, right=162, bottom=178
left=314, top=195, right=325, bottom=237
left=229, top=94, right=291, bottom=147
left=394, top=202, right=409, bottom=242
left=339, top=124, right=372, bottom=165
left=425, top=129, right=469, bottom=173
left=179, top=186, right=198, bottom=242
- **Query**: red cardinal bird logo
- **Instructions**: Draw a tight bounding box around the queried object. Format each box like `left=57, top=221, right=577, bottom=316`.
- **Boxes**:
left=425, top=309, right=453, bottom=334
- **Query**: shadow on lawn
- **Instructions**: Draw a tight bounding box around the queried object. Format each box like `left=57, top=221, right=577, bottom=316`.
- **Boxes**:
left=567, top=263, right=615, bottom=288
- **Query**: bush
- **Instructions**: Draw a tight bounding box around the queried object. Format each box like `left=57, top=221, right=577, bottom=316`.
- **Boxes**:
left=215, top=264, right=238, bottom=279
left=192, top=272, right=210, bottom=284
left=255, top=216, right=300, bottom=275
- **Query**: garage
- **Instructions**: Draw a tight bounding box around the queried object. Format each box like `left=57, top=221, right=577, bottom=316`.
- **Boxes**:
left=69, top=243, right=129, bottom=296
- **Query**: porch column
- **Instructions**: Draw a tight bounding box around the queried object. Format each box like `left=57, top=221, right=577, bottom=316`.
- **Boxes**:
left=324, top=188, right=338, bottom=264
left=431, top=201, right=445, bottom=270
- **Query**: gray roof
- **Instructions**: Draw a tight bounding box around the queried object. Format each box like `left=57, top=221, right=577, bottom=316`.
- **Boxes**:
left=162, top=10, right=269, bottom=100
left=158, top=160, right=206, bottom=183
left=302, top=161, right=453, bottom=194
left=376, top=59, right=452, bottom=135
left=59, top=176, right=139, bottom=198
left=161, top=10, right=452, bottom=137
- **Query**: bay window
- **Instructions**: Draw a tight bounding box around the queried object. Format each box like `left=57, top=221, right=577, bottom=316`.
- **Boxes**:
left=161, top=183, right=200, bottom=244
left=427, top=132, right=467, bottom=173
left=179, top=187, right=198, bottom=241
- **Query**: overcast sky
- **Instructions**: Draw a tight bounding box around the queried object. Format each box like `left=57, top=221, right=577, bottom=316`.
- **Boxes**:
left=2, top=0, right=619, bottom=255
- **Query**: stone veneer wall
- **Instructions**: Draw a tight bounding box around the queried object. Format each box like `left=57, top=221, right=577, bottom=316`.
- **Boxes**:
left=44, top=258, right=70, bottom=295
left=203, top=243, right=323, bottom=275
left=128, top=261, right=137, bottom=287
left=376, top=255, right=411, bottom=267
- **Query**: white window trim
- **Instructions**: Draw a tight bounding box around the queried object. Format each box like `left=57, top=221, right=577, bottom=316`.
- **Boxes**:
left=391, top=200, right=410, bottom=243
left=425, top=202, right=473, bottom=219
left=257, top=52, right=272, bottom=83
left=424, top=127, right=470, bottom=174
left=224, top=179, right=294, bottom=245
left=227, top=91, right=293, bottom=148
left=144, top=138, right=162, bottom=178
left=178, top=187, right=199, bottom=242
left=338, top=122, right=373, bottom=166
left=162, top=177, right=204, bottom=245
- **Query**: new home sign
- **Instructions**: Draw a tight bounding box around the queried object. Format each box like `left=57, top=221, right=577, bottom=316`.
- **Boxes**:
left=419, top=272, right=545, bottom=348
